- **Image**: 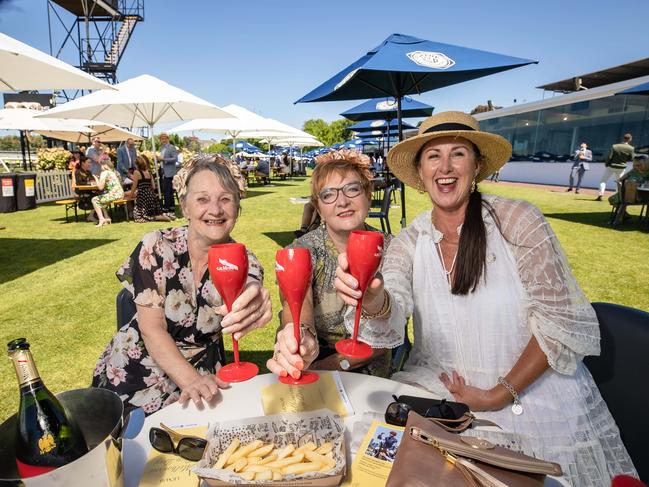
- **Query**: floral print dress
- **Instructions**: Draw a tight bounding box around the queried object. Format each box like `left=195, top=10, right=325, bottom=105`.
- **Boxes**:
left=91, top=226, right=264, bottom=416
left=95, top=169, right=124, bottom=208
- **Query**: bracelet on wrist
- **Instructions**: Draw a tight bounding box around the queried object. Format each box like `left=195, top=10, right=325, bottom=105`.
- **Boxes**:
left=361, top=290, right=391, bottom=320
left=497, top=376, right=523, bottom=415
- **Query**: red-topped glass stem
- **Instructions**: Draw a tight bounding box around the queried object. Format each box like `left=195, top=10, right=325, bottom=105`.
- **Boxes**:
left=335, top=230, right=384, bottom=359
left=208, top=243, right=258, bottom=382
left=275, top=248, right=319, bottom=385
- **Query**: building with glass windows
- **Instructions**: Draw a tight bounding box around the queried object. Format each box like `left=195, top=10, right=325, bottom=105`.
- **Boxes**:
left=473, top=59, right=649, bottom=189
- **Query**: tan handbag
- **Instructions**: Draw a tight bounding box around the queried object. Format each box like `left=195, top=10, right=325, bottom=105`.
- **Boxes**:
left=385, top=412, right=563, bottom=487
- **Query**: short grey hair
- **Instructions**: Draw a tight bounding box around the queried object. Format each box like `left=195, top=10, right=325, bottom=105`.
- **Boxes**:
left=179, top=154, right=241, bottom=210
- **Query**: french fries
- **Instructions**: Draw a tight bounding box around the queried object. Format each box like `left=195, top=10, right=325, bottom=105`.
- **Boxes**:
left=213, top=439, right=337, bottom=482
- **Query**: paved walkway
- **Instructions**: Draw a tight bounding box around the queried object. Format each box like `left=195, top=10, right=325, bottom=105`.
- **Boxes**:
left=481, top=180, right=615, bottom=198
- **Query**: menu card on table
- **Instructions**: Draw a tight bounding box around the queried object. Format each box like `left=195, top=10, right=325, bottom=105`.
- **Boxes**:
left=260, top=371, right=354, bottom=416
left=342, top=420, right=405, bottom=487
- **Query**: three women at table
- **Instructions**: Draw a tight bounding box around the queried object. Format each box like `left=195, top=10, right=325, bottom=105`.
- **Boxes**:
left=267, top=149, right=399, bottom=380
left=92, top=154, right=272, bottom=415
left=91, top=155, right=124, bottom=227
left=128, top=154, right=172, bottom=223
left=334, top=111, right=637, bottom=485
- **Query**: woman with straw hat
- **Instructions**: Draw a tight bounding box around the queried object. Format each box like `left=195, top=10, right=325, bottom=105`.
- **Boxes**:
left=334, top=112, right=636, bottom=484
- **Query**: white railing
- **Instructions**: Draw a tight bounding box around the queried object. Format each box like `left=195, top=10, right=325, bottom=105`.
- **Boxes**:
left=36, top=170, right=75, bottom=203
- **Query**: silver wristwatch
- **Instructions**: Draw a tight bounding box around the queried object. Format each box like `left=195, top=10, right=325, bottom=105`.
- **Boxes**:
left=339, top=359, right=351, bottom=371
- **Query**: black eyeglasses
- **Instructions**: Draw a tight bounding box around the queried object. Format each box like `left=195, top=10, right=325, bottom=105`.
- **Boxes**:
left=317, top=181, right=363, bottom=204
left=384, top=395, right=457, bottom=427
left=149, top=423, right=207, bottom=461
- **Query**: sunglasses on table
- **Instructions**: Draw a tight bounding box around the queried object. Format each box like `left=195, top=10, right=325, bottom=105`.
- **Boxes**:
left=149, top=423, right=207, bottom=461
left=384, top=395, right=459, bottom=427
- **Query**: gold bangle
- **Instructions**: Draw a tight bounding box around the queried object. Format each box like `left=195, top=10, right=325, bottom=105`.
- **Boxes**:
left=362, top=290, right=391, bottom=320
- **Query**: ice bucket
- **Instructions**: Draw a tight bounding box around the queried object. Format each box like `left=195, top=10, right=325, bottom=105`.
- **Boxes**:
left=0, top=388, right=124, bottom=487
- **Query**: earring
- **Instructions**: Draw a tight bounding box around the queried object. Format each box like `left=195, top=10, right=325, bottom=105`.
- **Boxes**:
left=471, top=179, right=476, bottom=193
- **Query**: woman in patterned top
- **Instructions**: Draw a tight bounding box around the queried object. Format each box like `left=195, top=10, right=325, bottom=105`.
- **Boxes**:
left=91, top=155, right=124, bottom=227
left=267, top=149, right=403, bottom=380
left=92, top=155, right=272, bottom=416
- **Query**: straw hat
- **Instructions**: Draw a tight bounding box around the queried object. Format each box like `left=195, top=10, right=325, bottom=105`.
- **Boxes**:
left=387, top=111, right=512, bottom=191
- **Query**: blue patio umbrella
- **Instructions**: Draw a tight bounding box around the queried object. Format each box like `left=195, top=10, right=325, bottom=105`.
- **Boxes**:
left=229, top=140, right=261, bottom=152
left=342, top=97, right=434, bottom=122
left=349, top=119, right=416, bottom=132
left=296, top=33, right=537, bottom=227
left=617, top=81, right=649, bottom=96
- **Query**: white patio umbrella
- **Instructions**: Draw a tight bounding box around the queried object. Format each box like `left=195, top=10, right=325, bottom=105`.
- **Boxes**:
left=37, top=121, right=143, bottom=144
left=169, top=104, right=288, bottom=153
left=0, top=108, right=93, bottom=168
left=0, top=32, right=113, bottom=91
left=37, top=74, right=233, bottom=195
left=274, top=138, right=324, bottom=147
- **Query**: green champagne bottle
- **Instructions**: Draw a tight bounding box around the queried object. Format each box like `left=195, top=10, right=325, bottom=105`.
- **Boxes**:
left=7, top=338, right=88, bottom=478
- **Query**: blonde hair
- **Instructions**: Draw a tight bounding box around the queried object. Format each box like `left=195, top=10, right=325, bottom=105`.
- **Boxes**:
left=174, top=154, right=246, bottom=202
left=311, top=149, right=373, bottom=206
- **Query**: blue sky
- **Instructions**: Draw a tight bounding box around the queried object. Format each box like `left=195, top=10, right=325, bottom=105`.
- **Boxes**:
left=1, top=0, right=648, bottom=134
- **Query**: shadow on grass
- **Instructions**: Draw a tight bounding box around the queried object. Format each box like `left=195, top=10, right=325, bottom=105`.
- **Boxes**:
left=262, top=231, right=296, bottom=248
left=245, top=189, right=274, bottom=199
left=544, top=211, right=648, bottom=232
left=223, top=350, right=273, bottom=371
left=0, top=238, right=116, bottom=284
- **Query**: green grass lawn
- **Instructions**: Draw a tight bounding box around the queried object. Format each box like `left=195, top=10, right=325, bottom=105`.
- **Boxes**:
left=1, top=176, right=648, bottom=421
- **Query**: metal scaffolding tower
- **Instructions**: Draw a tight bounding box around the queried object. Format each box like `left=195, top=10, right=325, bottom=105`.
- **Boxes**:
left=47, top=0, right=144, bottom=93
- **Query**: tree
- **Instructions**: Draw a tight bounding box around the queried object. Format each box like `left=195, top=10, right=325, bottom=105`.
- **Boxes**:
left=302, top=118, right=354, bottom=146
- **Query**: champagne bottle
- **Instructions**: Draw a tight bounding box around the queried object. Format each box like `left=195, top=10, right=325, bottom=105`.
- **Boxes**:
left=7, top=338, right=88, bottom=478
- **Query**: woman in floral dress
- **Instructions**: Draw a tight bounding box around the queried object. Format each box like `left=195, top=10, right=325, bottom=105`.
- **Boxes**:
left=92, top=155, right=272, bottom=415
left=91, top=155, right=124, bottom=227
left=267, top=150, right=401, bottom=380
left=128, top=154, right=172, bottom=223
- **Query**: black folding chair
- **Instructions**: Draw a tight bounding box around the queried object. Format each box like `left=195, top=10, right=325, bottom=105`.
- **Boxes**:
left=585, top=302, right=649, bottom=481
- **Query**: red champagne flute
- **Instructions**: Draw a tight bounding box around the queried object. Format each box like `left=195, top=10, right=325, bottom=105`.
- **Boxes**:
left=275, top=248, right=319, bottom=385
left=208, top=243, right=259, bottom=382
left=336, top=230, right=384, bottom=359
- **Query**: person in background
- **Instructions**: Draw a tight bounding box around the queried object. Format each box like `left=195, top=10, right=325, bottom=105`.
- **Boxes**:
left=91, top=155, right=124, bottom=227
left=609, top=153, right=649, bottom=226
left=72, top=155, right=98, bottom=222
left=255, top=157, right=270, bottom=184
left=334, top=111, right=637, bottom=485
left=566, top=142, right=592, bottom=193
left=597, top=134, right=634, bottom=201
left=92, top=154, right=272, bottom=416
left=85, top=136, right=104, bottom=176
left=267, top=149, right=400, bottom=380
left=68, top=150, right=83, bottom=172
left=117, top=137, right=138, bottom=182
left=159, top=132, right=179, bottom=212
left=128, top=155, right=172, bottom=223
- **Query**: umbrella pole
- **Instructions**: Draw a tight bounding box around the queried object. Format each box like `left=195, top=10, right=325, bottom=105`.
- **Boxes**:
left=19, top=131, right=28, bottom=171
left=397, top=94, right=407, bottom=229
left=26, top=134, right=32, bottom=171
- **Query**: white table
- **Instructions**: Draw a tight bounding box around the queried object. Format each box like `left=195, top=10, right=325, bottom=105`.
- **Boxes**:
left=123, top=372, right=567, bottom=486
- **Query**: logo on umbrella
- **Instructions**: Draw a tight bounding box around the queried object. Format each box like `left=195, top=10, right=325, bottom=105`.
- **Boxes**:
left=335, top=68, right=360, bottom=91
left=376, top=100, right=397, bottom=111
left=406, top=51, right=455, bottom=70
left=370, top=120, right=386, bottom=127
left=216, top=258, right=239, bottom=271
left=275, top=262, right=285, bottom=273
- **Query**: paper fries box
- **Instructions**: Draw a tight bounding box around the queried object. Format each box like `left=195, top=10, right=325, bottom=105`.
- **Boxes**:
left=193, top=409, right=346, bottom=486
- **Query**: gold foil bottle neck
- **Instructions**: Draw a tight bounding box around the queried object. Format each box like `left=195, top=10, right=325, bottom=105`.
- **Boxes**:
left=9, top=349, right=40, bottom=386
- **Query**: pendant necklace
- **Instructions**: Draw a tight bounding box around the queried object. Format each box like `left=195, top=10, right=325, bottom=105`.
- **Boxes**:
left=432, top=221, right=461, bottom=290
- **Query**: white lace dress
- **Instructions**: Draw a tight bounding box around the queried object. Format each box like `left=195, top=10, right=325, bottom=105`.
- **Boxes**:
left=376, top=195, right=637, bottom=486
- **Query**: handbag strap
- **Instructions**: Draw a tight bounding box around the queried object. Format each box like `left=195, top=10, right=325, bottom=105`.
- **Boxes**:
left=428, top=413, right=501, bottom=433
